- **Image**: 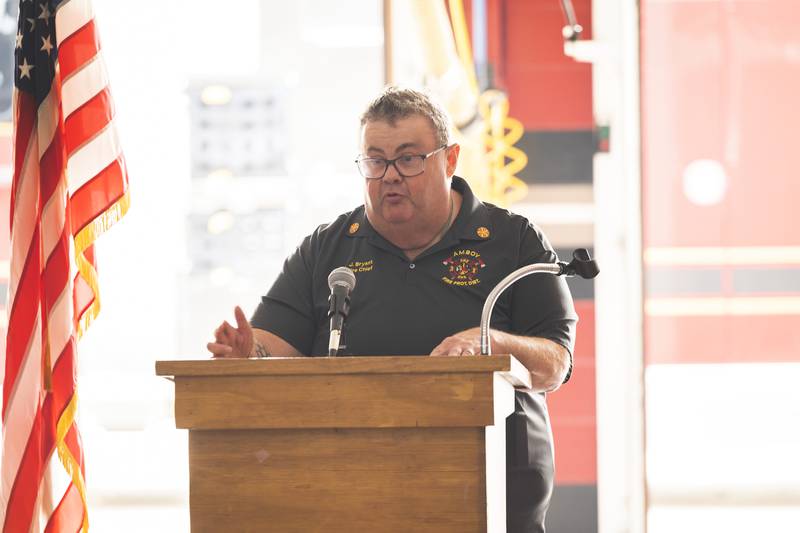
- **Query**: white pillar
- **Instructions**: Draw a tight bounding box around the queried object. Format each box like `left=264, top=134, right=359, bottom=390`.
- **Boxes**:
left=565, top=0, right=647, bottom=531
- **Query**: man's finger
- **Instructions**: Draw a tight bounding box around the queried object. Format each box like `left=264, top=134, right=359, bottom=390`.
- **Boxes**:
left=221, top=320, right=239, bottom=340
left=430, top=341, right=450, bottom=356
left=216, top=323, right=234, bottom=345
left=207, top=342, right=233, bottom=357
left=234, top=306, right=252, bottom=335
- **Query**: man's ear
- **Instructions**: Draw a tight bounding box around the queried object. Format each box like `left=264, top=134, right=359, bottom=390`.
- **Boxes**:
left=446, top=144, right=461, bottom=176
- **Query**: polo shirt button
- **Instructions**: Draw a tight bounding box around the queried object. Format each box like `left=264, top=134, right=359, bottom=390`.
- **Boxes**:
left=409, top=263, right=416, bottom=269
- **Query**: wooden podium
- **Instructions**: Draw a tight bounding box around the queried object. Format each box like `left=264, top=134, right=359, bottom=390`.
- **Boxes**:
left=156, top=355, right=531, bottom=533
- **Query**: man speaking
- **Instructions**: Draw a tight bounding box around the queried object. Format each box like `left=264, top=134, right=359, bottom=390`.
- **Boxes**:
left=207, top=86, right=577, bottom=533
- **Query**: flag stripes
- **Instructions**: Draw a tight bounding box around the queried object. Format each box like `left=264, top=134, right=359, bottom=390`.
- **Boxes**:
left=55, top=0, right=94, bottom=46
left=70, top=158, right=125, bottom=234
left=64, top=89, right=113, bottom=155
left=2, top=0, right=129, bottom=530
left=57, top=20, right=98, bottom=77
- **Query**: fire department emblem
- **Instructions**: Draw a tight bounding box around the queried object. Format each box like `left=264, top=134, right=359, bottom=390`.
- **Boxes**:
left=348, top=222, right=360, bottom=234
left=442, top=249, right=486, bottom=286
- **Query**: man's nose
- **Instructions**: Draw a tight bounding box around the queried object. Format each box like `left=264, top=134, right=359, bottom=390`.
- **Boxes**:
left=382, top=161, right=403, bottom=183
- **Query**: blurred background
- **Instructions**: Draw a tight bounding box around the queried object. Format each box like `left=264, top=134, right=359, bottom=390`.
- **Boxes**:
left=1, top=0, right=799, bottom=531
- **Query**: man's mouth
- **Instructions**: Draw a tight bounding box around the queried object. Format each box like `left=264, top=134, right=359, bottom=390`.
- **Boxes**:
left=384, top=192, right=405, bottom=201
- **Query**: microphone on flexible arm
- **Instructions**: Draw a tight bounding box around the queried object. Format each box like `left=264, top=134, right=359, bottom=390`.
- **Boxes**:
left=479, top=248, right=599, bottom=355
left=327, top=266, right=357, bottom=356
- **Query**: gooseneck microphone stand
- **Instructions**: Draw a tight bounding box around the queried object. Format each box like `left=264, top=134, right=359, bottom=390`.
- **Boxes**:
left=480, top=249, right=600, bottom=355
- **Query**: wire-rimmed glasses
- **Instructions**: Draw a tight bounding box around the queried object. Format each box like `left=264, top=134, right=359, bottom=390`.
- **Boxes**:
left=355, top=145, right=448, bottom=179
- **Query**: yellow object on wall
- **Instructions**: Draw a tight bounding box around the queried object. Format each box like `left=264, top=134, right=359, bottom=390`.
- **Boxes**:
left=479, top=90, right=529, bottom=206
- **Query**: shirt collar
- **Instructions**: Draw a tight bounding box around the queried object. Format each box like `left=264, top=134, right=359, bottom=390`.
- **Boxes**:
left=449, top=175, right=494, bottom=242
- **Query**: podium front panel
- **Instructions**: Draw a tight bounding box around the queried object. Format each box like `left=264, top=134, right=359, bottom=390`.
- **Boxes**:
left=189, top=427, right=489, bottom=533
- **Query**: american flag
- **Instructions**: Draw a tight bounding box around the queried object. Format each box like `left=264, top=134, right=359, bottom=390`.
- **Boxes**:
left=2, top=0, right=129, bottom=530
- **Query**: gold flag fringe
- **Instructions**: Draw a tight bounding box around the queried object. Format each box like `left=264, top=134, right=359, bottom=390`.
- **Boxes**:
left=55, top=393, right=90, bottom=532
left=73, top=190, right=130, bottom=339
left=75, top=253, right=101, bottom=341
left=73, top=189, right=130, bottom=257
left=53, top=188, right=130, bottom=530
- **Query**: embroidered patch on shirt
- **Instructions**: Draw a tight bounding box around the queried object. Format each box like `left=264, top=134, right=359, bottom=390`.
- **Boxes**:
left=348, top=222, right=360, bottom=234
left=476, top=226, right=490, bottom=239
left=442, top=249, right=486, bottom=286
left=347, top=259, right=374, bottom=273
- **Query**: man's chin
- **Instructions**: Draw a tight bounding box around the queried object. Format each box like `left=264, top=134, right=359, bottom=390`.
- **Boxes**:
left=377, top=210, right=413, bottom=225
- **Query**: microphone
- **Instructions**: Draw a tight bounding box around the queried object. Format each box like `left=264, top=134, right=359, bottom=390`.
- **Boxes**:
left=479, top=248, right=598, bottom=355
left=327, top=266, right=357, bottom=356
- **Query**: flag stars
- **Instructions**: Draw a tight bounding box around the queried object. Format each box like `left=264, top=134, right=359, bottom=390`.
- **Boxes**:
left=19, top=57, right=34, bottom=79
left=15, top=31, right=23, bottom=49
left=40, top=35, right=53, bottom=54
left=38, top=4, right=52, bottom=25
left=26, top=17, right=36, bottom=32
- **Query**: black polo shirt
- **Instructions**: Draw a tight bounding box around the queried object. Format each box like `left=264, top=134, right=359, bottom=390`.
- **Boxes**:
left=252, top=176, right=577, bottom=533
left=252, top=176, right=576, bottom=358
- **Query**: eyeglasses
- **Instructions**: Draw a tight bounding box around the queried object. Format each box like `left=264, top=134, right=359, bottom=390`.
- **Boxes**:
left=355, top=145, right=448, bottom=179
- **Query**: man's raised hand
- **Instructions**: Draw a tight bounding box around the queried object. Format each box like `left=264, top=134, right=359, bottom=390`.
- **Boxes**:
left=207, top=306, right=254, bottom=358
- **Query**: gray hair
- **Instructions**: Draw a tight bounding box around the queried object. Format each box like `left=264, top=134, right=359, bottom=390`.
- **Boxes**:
left=359, top=86, right=451, bottom=146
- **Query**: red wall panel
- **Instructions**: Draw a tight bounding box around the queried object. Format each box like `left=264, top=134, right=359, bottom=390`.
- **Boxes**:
left=642, top=1, right=800, bottom=365
left=642, top=1, right=800, bottom=247
left=502, top=0, right=593, bottom=130
left=646, top=314, right=800, bottom=365
left=549, top=299, right=597, bottom=484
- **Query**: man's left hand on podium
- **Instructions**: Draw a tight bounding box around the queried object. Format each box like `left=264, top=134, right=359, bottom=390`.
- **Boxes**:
left=430, top=327, right=483, bottom=357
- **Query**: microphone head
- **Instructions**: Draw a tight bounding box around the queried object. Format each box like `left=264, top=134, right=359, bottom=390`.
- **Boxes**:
left=328, top=266, right=356, bottom=291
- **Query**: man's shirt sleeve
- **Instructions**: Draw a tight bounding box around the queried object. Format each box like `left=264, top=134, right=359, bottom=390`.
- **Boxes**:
left=250, top=231, right=319, bottom=355
left=510, top=222, right=579, bottom=381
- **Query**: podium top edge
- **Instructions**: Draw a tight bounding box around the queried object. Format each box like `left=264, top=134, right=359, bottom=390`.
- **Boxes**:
left=155, top=354, right=520, bottom=378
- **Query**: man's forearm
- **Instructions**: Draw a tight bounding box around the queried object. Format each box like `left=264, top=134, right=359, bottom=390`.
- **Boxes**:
left=252, top=328, right=305, bottom=357
left=490, top=330, right=571, bottom=393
